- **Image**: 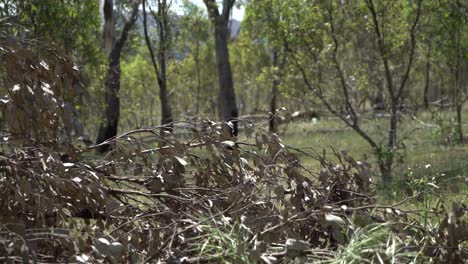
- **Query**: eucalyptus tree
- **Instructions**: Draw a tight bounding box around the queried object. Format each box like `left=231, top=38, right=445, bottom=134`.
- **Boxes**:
left=244, top=1, right=288, bottom=133
left=418, top=0, right=468, bottom=142
left=179, top=0, right=212, bottom=116
left=119, top=49, right=158, bottom=130
left=258, top=0, right=423, bottom=184
left=1, top=0, right=100, bottom=61
left=96, top=0, right=140, bottom=152
left=230, top=32, right=271, bottom=116
left=435, top=0, right=468, bottom=142
left=142, top=0, right=175, bottom=133
left=203, top=0, right=239, bottom=135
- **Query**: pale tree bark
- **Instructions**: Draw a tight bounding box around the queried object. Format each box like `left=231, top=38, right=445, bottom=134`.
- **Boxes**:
left=203, top=0, right=238, bottom=136
left=96, top=0, right=140, bottom=153
left=143, top=0, right=174, bottom=134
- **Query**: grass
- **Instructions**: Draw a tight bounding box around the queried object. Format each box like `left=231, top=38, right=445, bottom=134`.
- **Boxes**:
left=280, top=111, right=468, bottom=178
left=324, top=223, right=424, bottom=264
left=187, top=213, right=253, bottom=264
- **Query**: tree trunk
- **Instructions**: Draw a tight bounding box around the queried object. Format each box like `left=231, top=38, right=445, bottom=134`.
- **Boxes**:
left=383, top=104, right=398, bottom=183
left=378, top=157, right=393, bottom=186
left=204, top=0, right=238, bottom=136
left=96, top=55, right=121, bottom=152
left=440, top=77, right=444, bottom=111
left=255, top=84, right=260, bottom=112
left=373, top=78, right=385, bottom=110
left=143, top=0, right=173, bottom=134
left=368, top=46, right=384, bottom=110
left=214, top=17, right=238, bottom=135
left=456, top=104, right=463, bottom=143
left=157, top=0, right=173, bottom=134
left=269, top=49, right=282, bottom=133
left=454, top=21, right=463, bottom=143
left=96, top=0, right=139, bottom=153
left=269, top=78, right=278, bottom=133
left=423, top=36, right=432, bottom=109
left=366, top=0, right=422, bottom=184
left=195, top=42, right=201, bottom=115
left=158, top=74, right=173, bottom=134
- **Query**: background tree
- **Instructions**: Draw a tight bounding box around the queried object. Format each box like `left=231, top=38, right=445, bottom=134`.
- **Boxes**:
left=203, top=0, right=239, bottom=135
left=142, top=0, right=174, bottom=133
left=243, top=0, right=288, bottom=133
left=119, top=50, right=158, bottom=130
left=437, top=0, right=468, bottom=142
left=96, top=0, right=140, bottom=152
left=179, top=0, right=212, bottom=116
left=251, top=0, right=423, bottom=183
left=230, top=33, right=271, bottom=116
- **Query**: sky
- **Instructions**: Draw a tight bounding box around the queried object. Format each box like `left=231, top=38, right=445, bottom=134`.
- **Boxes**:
left=173, top=0, right=245, bottom=21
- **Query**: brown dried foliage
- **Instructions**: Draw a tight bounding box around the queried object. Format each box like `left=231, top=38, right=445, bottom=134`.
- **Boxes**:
left=0, top=21, right=87, bottom=146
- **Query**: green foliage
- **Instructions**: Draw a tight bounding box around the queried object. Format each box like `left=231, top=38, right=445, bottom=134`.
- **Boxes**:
left=231, top=33, right=273, bottom=112
left=120, top=51, right=158, bottom=130
left=328, top=224, right=423, bottom=264
left=15, top=0, right=101, bottom=65
left=190, top=214, right=253, bottom=263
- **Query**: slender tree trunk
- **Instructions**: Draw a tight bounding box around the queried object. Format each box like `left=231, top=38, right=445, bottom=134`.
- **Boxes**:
left=378, top=158, right=392, bottom=186
left=158, top=0, right=173, bottom=133
left=240, top=94, right=246, bottom=115
left=423, top=36, right=432, bottom=109
left=255, top=84, right=260, bottom=111
left=195, top=42, right=201, bottom=115
left=157, top=46, right=173, bottom=133
left=158, top=73, right=173, bottom=133
left=211, top=96, right=217, bottom=117
left=150, top=95, right=155, bottom=126
left=204, top=0, right=238, bottom=136
left=214, top=17, right=238, bottom=135
left=96, top=0, right=139, bottom=153
left=456, top=104, right=463, bottom=142
left=382, top=103, right=398, bottom=184
left=269, top=75, right=279, bottom=133
left=269, top=49, right=283, bottom=133
left=374, top=78, right=384, bottom=110
left=96, top=54, right=121, bottom=152
left=440, top=77, right=444, bottom=111
left=143, top=0, right=173, bottom=134
left=454, top=25, right=463, bottom=142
